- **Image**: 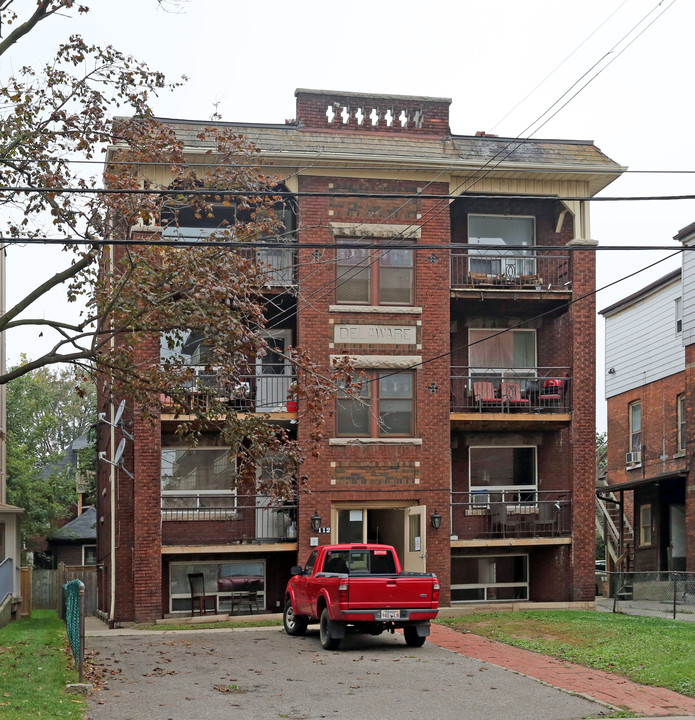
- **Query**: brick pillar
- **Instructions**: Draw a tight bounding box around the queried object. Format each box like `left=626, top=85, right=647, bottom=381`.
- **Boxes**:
left=568, top=238, right=597, bottom=600
left=684, top=344, right=695, bottom=571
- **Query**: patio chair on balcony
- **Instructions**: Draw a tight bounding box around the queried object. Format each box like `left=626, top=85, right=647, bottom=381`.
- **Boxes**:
left=534, top=502, right=559, bottom=536
left=520, top=274, right=541, bottom=287
left=473, top=381, right=503, bottom=411
left=539, top=377, right=566, bottom=409
left=490, top=502, right=520, bottom=538
left=503, top=381, right=530, bottom=409
left=188, top=573, right=216, bottom=617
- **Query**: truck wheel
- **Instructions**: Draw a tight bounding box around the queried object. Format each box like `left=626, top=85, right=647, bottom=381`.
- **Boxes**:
left=319, top=608, right=341, bottom=650
left=283, top=600, right=308, bottom=636
left=403, top=626, right=426, bottom=648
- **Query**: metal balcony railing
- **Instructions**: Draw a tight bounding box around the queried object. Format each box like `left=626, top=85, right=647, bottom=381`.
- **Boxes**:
left=0, top=557, right=13, bottom=604
left=450, top=251, right=570, bottom=290
left=451, top=491, right=571, bottom=540
left=239, top=245, right=297, bottom=286
left=161, top=493, right=298, bottom=543
left=450, top=367, right=571, bottom=413
left=161, top=364, right=297, bottom=414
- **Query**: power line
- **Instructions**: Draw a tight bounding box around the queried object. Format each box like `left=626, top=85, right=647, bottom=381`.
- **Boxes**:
left=1, top=236, right=691, bottom=251
left=5, top=186, right=695, bottom=202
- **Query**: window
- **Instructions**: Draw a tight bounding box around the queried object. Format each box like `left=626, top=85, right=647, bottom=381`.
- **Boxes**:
left=451, top=554, right=528, bottom=602
left=629, top=401, right=642, bottom=456
left=469, top=446, right=537, bottom=501
left=677, top=394, right=686, bottom=453
left=162, top=199, right=296, bottom=284
left=82, top=545, right=97, bottom=566
left=469, top=329, right=536, bottom=371
left=639, top=504, right=652, bottom=547
left=336, top=240, right=414, bottom=305
left=169, top=560, right=264, bottom=613
left=161, top=437, right=236, bottom=515
left=675, top=297, right=683, bottom=334
left=336, top=371, right=415, bottom=436
left=161, top=329, right=210, bottom=366
left=468, top=215, right=535, bottom=277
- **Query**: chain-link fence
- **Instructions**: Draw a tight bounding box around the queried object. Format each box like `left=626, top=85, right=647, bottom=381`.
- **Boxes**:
left=606, top=572, right=695, bottom=621
left=62, top=579, right=85, bottom=682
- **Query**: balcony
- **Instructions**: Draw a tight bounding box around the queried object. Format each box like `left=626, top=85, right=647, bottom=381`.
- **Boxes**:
left=451, top=368, right=571, bottom=415
left=450, top=251, right=570, bottom=291
left=451, top=491, right=571, bottom=542
left=161, top=493, right=298, bottom=544
left=160, top=364, right=297, bottom=417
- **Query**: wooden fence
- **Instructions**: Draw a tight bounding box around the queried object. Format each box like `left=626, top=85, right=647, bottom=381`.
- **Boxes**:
left=31, top=564, right=97, bottom=616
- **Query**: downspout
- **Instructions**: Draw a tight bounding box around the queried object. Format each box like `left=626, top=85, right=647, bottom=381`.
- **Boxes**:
left=108, top=241, right=117, bottom=629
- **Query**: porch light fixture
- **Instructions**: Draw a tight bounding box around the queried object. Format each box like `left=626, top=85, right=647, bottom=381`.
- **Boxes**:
left=430, top=509, right=442, bottom=530
left=310, top=510, right=322, bottom=532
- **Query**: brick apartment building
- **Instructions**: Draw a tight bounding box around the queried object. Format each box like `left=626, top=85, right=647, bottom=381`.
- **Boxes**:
left=96, top=89, right=623, bottom=623
left=600, top=222, right=695, bottom=574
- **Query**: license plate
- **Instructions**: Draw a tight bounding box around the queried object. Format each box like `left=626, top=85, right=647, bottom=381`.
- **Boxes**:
left=379, top=609, right=401, bottom=620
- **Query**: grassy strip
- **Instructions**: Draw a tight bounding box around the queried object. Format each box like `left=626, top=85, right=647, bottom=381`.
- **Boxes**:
left=0, top=610, right=83, bottom=719
left=133, top=617, right=282, bottom=631
left=437, top=610, right=695, bottom=697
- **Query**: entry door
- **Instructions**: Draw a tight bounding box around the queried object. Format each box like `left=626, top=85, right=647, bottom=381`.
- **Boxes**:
left=256, top=330, right=292, bottom=412
left=403, top=505, right=427, bottom=573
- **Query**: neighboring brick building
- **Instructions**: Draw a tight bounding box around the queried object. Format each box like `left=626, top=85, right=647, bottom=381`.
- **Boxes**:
left=97, top=89, right=623, bottom=623
left=601, top=224, right=695, bottom=575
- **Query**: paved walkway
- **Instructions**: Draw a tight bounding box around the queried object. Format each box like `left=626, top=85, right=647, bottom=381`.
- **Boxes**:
left=429, top=624, right=695, bottom=718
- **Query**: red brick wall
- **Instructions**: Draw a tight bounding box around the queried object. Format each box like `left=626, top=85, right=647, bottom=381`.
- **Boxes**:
left=683, top=343, right=695, bottom=572
left=295, top=90, right=451, bottom=136
left=296, top=174, right=452, bottom=601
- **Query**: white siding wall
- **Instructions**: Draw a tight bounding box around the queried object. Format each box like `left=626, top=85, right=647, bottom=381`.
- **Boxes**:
left=604, top=278, right=684, bottom=398
left=682, top=245, right=695, bottom=347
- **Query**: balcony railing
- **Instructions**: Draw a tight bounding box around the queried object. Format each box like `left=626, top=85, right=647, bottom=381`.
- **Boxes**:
left=161, top=364, right=297, bottom=414
left=162, top=493, right=298, bottom=543
left=0, top=557, right=13, bottom=604
left=450, top=368, right=571, bottom=413
left=451, top=491, right=571, bottom=540
left=451, top=251, right=570, bottom=290
left=239, top=245, right=297, bottom=286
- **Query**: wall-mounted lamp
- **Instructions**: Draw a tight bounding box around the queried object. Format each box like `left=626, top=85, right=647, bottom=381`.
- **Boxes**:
left=608, top=367, right=616, bottom=375
left=310, top=510, right=322, bottom=532
left=430, top=509, right=442, bottom=530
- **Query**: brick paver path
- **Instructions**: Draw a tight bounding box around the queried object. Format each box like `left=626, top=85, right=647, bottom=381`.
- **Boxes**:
left=429, top=624, right=695, bottom=717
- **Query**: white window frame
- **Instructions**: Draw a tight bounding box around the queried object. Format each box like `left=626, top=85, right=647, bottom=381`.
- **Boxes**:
left=468, top=328, right=537, bottom=374
left=675, top=297, right=683, bottom=334
left=677, top=394, right=686, bottom=454
left=161, top=446, right=237, bottom=517
left=451, top=553, right=529, bottom=603
left=469, top=445, right=537, bottom=501
left=639, top=504, right=652, bottom=547
left=168, top=559, right=266, bottom=614
left=468, top=214, right=536, bottom=278
left=629, top=401, right=642, bottom=456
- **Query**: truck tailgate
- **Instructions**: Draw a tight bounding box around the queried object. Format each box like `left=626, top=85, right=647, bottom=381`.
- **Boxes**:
left=346, top=575, right=434, bottom=609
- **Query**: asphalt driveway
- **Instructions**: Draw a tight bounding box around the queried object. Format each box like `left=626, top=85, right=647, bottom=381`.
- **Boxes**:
left=85, top=626, right=611, bottom=720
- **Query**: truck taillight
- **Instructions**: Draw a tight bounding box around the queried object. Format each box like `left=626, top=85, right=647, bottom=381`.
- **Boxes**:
left=432, top=581, right=440, bottom=603
left=338, top=582, right=348, bottom=603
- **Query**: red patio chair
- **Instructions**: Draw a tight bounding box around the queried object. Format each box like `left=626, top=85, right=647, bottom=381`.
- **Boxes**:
left=473, top=381, right=502, bottom=411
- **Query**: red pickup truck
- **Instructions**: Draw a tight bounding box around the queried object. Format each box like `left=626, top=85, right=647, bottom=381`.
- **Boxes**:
left=283, top=543, right=439, bottom=650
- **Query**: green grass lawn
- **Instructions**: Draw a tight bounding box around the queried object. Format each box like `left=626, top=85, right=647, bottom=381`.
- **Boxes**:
left=437, top=610, right=695, bottom=697
left=0, top=610, right=83, bottom=719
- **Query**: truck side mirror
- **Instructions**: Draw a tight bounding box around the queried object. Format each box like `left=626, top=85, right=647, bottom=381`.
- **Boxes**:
left=290, top=565, right=304, bottom=576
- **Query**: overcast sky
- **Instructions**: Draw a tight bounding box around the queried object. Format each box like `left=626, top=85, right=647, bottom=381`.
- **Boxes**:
left=5, top=0, right=695, bottom=431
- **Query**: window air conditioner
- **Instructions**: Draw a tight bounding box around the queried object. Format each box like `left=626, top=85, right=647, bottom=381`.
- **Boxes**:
left=625, top=451, right=641, bottom=465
